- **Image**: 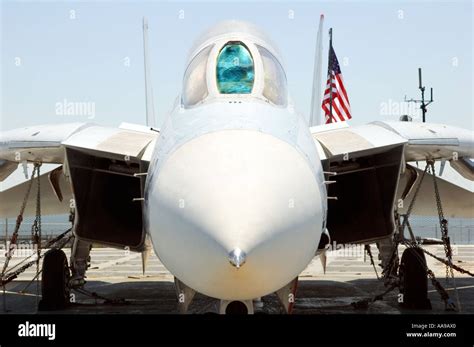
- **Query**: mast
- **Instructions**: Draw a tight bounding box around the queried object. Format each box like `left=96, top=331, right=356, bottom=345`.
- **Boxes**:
left=328, top=28, right=333, bottom=123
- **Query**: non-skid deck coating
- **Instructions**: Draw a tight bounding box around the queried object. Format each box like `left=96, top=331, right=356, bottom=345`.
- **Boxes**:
left=1, top=245, right=473, bottom=314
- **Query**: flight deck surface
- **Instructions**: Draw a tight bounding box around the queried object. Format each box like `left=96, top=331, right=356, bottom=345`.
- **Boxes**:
left=2, top=245, right=473, bottom=314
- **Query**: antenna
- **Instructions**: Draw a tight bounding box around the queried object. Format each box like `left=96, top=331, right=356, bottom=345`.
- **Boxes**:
left=404, top=67, right=434, bottom=123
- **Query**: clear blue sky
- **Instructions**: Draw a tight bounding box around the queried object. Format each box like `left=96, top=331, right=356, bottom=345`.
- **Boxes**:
left=1, top=0, right=473, bottom=130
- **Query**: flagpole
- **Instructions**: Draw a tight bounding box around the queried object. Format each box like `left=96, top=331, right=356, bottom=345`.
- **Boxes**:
left=328, top=28, right=333, bottom=123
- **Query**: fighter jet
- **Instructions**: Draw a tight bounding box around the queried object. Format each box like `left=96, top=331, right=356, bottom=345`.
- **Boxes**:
left=1, top=20, right=473, bottom=314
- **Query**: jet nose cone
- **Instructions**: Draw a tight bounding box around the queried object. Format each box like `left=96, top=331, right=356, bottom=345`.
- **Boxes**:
left=228, top=248, right=246, bottom=269
left=147, top=130, right=324, bottom=300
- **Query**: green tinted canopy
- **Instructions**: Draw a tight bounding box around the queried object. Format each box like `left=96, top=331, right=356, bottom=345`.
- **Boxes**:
left=216, top=42, right=254, bottom=94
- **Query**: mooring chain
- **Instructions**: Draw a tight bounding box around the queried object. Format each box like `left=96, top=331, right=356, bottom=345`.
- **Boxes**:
left=33, top=163, right=42, bottom=261
left=426, top=268, right=456, bottom=311
left=33, top=164, right=42, bottom=305
left=401, top=163, right=430, bottom=237
left=1, top=163, right=41, bottom=280
left=6, top=227, right=73, bottom=275
left=351, top=283, right=398, bottom=310
left=427, top=162, right=454, bottom=282
left=0, top=229, right=73, bottom=287
left=427, top=161, right=461, bottom=310
left=73, top=287, right=127, bottom=305
left=421, top=247, right=474, bottom=277
left=364, top=244, right=379, bottom=279
left=381, top=214, right=402, bottom=283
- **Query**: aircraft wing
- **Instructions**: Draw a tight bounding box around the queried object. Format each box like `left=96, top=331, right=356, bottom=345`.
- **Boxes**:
left=0, top=122, right=159, bottom=219
left=0, top=122, right=158, bottom=171
left=311, top=120, right=474, bottom=244
left=311, top=120, right=474, bottom=164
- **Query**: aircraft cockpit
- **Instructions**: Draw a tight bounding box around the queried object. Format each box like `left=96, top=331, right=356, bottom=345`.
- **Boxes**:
left=182, top=40, right=288, bottom=108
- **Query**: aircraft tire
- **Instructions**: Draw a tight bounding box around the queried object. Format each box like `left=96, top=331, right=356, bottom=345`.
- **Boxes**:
left=398, top=247, right=431, bottom=310
left=38, top=249, right=71, bottom=311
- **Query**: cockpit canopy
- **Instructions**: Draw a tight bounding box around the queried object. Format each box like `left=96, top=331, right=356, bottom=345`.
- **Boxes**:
left=182, top=40, right=288, bottom=108
left=216, top=42, right=254, bottom=94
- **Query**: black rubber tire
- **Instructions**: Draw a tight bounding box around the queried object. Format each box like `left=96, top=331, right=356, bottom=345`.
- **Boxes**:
left=38, top=249, right=71, bottom=311
left=398, top=247, right=432, bottom=310
left=225, top=301, right=249, bottom=314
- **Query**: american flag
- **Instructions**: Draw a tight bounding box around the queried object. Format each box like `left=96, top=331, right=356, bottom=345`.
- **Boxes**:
left=321, top=45, right=351, bottom=123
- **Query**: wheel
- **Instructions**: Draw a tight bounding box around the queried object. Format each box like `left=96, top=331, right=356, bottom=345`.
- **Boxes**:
left=38, top=249, right=71, bottom=311
left=398, top=247, right=431, bottom=310
left=225, top=301, right=249, bottom=314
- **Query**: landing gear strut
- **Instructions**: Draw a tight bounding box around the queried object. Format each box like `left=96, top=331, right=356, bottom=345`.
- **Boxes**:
left=38, top=249, right=71, bottom=311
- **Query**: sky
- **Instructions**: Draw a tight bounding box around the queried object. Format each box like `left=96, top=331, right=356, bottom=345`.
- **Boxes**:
left=1, top=0, right=472, bottom=131
left=0, top=0, right=472, bottom=192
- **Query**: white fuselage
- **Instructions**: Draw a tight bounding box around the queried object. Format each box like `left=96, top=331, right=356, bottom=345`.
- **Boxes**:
left=143, top=21, right=327, bottom=300
left=144, top=100, right=326, bottom=300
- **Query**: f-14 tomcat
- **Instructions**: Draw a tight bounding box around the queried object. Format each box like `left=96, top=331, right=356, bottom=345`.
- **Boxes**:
left=1, top=20, right=473, bottom=314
